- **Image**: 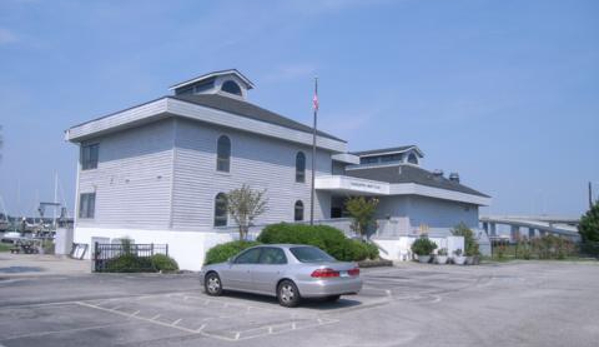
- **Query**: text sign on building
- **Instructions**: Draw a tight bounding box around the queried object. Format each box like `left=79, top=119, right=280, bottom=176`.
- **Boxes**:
left=348, top=180, right=384, bottom=194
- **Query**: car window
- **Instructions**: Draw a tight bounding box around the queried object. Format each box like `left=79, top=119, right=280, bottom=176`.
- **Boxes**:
left=290, top=247, right=336, bottom=263
left=234, top=248, right=262, bottom=264
left=258, top=247, right=287, bottom=265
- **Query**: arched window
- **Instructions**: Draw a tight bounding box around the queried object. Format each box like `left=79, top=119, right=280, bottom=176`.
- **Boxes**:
left=295, top=151, right=306, bottom=183
left=217, top=135, right=231, bottom=172
left=221, top=80, right=242, bottom=96
left=214, top=193, right=228, bottom=226
left=407, top=153, right=418, bottom=165
left=294, top=200, right=304, bottom=221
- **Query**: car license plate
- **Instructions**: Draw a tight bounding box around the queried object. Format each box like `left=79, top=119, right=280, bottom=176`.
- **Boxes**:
left=340, top=271, right=349, bottom=278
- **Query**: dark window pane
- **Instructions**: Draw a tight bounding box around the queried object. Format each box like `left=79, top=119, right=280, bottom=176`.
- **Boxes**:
left=81, top=144, right=99, bottom=170
left=360, top=157, right=378, bottom=165
left=217, top=136, right=231, bottom=172
left=234, top=248, right=261, bottom=264
left=221, top=80, right=242, bottom=96
left=214, top=193, right=227, bottom=226
left=407, top=153, right=418, bottom=164
left=290, top=247, right=336, bottom=263
left=175, top=86, right=194, bottom=95
left=258, top=247, right=287, bottom=264
left=381, top=154, right=401, bottom=162
left=194, top=79, right=214, bottom=93
left=88, top=193, right=95, bottom=218
left=79, top=193, right=95, bottom=219
left=295, top=152, right=306, bottom=183
left=294, top=200, right=304, bottom=221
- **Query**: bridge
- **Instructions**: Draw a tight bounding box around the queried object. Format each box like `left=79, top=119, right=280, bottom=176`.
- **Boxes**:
left=480, top=215, right=581, bottom=242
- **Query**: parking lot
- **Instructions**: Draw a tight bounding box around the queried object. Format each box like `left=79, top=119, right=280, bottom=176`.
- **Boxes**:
left=1, top=261, right=599, bottom=346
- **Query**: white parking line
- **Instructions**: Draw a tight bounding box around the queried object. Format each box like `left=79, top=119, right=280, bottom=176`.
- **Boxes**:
left=76, top=302, right=199, bottom=334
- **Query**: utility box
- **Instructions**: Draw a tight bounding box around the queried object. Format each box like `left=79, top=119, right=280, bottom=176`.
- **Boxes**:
left=55, top=227, right=74, bottom=255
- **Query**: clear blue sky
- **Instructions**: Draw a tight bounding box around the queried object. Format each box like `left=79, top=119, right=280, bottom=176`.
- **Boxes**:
left=0, top=0, right=597, bottom=218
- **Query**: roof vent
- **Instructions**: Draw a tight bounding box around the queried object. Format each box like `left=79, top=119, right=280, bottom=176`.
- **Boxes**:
left=449, top=172, right=460, bottom=183
left=432, top=169, right=444, bottom=177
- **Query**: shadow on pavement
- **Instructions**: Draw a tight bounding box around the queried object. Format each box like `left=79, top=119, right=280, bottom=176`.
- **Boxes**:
left=220, top=290, right=362, bottom=310
left=0, top=266, right=46, bottom=274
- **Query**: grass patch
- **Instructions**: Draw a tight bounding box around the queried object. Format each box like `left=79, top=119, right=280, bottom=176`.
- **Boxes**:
left=0, top=243, right=13, bottom=252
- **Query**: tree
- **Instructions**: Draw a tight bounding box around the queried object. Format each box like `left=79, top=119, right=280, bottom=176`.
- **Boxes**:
left=226, top=184, right=268, bottom=240
left=579, top=201, right=599, bottom=243
left=345, top=196, right=379, bottom=239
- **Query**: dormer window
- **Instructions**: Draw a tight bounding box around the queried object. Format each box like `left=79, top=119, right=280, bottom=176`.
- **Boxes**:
left=407, top=153, right=418, bottom=165
left=221, top=80, right=242, bottom=96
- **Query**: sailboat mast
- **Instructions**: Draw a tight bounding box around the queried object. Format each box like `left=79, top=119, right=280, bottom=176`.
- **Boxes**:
left=54, top=172, right=58, bottom=228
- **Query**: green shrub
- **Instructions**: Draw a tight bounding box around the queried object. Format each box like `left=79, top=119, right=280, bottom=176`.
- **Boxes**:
left=531, top=235, right=576, bottom=260
left=364, top=242, right=380, bottom=260
left=151, top=254, right=179, bottom=272
left=451, top=223, right=480, bottom=256
left=411, top=237, right=437, bottom=256
left=104, top=254, right=153, bottom=273
left=257, top=223, right=378, bottom=262
left=204, top=240, right=261, bottom=265
left=515, top=237, right=533, bottom=260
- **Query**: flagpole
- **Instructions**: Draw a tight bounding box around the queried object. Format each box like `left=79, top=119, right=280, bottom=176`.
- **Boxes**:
left=310, top=76, right=318, bottom=226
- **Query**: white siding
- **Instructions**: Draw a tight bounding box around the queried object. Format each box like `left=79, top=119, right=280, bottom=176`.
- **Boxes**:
left=376, top=195, right=479, bottom=229
left=171, top=118, right=332, bottom=231
left=76, top=119, right=175, bottom=230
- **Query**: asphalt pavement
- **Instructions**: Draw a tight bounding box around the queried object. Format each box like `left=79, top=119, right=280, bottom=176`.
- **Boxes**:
left=1, top=261, right=598, bottom=346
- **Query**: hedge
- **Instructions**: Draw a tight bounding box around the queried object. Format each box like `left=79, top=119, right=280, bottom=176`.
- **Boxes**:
left=103, top=254, right=179, bottom=273
left=257, top=223, right=379, bottom=262
left=204, top=240, right=261, bottom=265
left=104, top=254, right=153, bottom=273
left=151, top=254, right=179, bottom=272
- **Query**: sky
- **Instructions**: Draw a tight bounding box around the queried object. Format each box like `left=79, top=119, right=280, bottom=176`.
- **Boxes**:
left=0, top=0, right=598, bottom=218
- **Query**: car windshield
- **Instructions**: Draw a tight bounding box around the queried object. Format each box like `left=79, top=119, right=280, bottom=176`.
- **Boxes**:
left=290, top=246, right=336, bottom=263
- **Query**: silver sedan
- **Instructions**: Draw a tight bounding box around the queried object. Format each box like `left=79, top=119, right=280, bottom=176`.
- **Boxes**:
left=200, top=244, right=363, bottom=307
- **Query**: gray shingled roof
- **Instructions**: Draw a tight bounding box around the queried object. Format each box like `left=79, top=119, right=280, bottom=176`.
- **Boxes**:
left=170, top=94, right=345, bottom=142
left=345, top=164, right=490, bottom=198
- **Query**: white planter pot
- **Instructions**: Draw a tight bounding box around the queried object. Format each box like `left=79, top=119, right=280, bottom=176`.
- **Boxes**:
left=417, top=255, right=431, bottom=264
left=435, top=255, right=448, bottom=264
left=453, top=256, right=466, bottom=265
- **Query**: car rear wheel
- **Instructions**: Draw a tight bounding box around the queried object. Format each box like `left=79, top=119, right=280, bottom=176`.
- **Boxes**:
left=205, top=272, right=223, bottom=296
left=277, top=280, right=300, bottom=307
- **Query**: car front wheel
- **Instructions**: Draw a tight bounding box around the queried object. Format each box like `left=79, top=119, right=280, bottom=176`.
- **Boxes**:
left=205, top=272, right=223, bottom=296
left=277, top=280, right=300, bottom=307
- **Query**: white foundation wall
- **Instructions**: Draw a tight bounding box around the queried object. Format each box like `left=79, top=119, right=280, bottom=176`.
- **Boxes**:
left=74, top=227, right=234, bottom=271
left=374, top=236, right=464, bottom=262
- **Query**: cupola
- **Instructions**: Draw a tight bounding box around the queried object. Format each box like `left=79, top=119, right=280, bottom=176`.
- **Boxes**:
left=169, top=69, right=254, bottom=100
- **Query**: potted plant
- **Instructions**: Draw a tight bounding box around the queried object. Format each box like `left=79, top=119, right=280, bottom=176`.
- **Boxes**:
left=435, top=248, right=448, bottom=264
left=411, top=237, right=437, bottom=264
left=453, top=248, right=466, bottom=265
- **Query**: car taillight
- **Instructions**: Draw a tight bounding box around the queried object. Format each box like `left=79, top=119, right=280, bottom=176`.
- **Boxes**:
left=348, top=267, right=360, bottom=276
left=311, top=268, right=340, bottom=278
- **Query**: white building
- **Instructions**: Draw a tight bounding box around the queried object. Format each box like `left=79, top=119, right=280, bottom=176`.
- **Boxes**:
left=66, top=69, right=491, bottom=270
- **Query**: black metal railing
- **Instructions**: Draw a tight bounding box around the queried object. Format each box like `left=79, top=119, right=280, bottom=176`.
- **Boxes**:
left=93, top=243, right=169, bottom=272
